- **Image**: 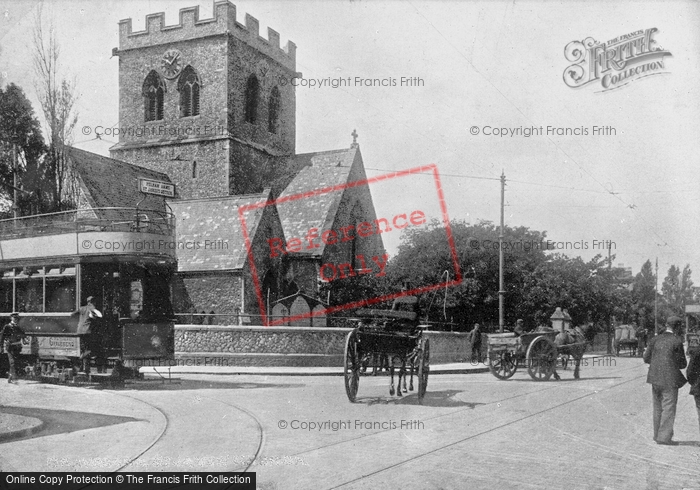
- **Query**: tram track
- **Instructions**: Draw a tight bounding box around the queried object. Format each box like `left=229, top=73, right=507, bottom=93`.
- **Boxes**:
left=311, top=363, right=652, bottom=489
left=105, top=390, right=265, bottom=475
left=287, top=361, right=646, bottom=464
left=110, top=392, right=170, bottom=474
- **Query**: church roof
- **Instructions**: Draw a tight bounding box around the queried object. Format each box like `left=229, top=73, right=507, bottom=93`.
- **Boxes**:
left=170, top=191, right=272, bottom=271
left=68, top=147, right=171, bottom=215
left=276, top=147, right=361, bottom=258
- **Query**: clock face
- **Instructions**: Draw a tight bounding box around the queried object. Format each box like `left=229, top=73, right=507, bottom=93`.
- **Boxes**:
left=161, top=49, right=183, bottom=79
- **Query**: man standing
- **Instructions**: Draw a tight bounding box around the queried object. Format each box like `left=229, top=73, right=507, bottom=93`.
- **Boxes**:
left=469, top=323, right=482, bottom=363
left=76, top=296, right=102, bottom=374
left=643, top=317, right=687, bottom=445
left=1, top=313, right=26, bottom=384
left=687, top=346, right=700, bottom=435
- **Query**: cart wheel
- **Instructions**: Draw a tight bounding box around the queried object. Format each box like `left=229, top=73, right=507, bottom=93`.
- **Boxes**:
left=344, top=329, right=361, bottom=402
left=488, top=350, right=518, bottom=380
left=526, top=335, right=556, bottom=381
left=417, top=337, right=430, bottom=402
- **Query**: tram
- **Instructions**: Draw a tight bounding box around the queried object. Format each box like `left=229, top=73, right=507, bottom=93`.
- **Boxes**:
left=0, top=206, right=176, bottom=382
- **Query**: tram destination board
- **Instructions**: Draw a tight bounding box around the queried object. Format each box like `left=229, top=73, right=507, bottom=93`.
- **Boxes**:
left=139, top=178, right=175, bottom=197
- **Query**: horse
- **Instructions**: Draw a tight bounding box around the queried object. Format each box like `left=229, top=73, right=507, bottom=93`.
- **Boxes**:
left=389, top=352, right=417, bottom=397
left=552, top=324, right=592, bottom=380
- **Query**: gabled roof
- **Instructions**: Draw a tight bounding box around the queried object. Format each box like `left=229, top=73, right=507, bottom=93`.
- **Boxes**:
left=276, top=147, right=361, bottom=257
left=170, top=190, right=272, bottom=271
left=68, top=147, right=171, bottom=214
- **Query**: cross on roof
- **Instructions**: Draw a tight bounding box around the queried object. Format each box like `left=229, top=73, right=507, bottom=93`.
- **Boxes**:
left=351, top=129, right=359, bottom=148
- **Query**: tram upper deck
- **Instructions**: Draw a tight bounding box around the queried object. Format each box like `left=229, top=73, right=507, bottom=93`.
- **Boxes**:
left=0, top=207, right=176, bottom=360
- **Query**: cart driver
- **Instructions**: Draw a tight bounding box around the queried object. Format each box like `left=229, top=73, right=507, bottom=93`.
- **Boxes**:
left=514, top=319, right=525, bottom=337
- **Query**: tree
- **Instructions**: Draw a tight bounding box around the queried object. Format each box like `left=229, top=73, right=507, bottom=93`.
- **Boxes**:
left=632, top=259, right=656, bottom=333
left=32, top=7, right=79, bottom=212
left=661, top=264, right=693, bottom=320
left=386, top=219, right=550, bottom=330
left=0, top=83, right=46, bottom=217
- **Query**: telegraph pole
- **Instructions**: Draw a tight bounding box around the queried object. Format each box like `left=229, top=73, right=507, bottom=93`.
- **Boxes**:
left=499, top=171, right=505, bottom=333
left=654, top=257, right=658, bottom=333
left=607, top=243, right=612, bottom=354
left=12, top=144, right=18, bottom=219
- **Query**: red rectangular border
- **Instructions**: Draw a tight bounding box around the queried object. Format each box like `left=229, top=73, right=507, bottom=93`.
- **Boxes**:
left=238, top=164, right=462, bottom=326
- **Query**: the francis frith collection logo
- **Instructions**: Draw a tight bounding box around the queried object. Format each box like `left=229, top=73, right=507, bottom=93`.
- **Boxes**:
left=563, top=28, right=671, bottom=92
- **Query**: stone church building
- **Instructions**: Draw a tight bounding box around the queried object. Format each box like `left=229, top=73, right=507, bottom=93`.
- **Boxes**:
left=72, top=1, right=385, bottom=324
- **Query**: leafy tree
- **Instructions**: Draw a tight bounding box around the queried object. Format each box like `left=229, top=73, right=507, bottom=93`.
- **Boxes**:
left=386, top=219, right=549, bottom=330
left=632, top=259, right=656, bottom=333
left=661, top=264, right=693, bottom=320
left=0, top=83, right=46, bottom=216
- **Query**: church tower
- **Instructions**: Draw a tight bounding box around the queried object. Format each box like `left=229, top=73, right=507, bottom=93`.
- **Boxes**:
left=110, top=1, right=297, bottom=199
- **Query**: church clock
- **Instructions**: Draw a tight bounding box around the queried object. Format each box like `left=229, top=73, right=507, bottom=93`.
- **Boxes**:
left=161, top=49, right=183, bottom=79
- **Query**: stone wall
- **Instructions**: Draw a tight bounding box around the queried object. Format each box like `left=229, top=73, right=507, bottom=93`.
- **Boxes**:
left=174, top=325, right=471, bottom=367
left=172, top=272, right=242, bottom=317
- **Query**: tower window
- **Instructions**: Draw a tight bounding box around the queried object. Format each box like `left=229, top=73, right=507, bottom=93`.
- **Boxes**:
left=245, top=74, right=259, bottom=124
left=178, top=66, right=201, bottom=117
left=268, top=86, right=280, bottom=134
left=143, top=71, right=165, bottom=122
left=192, top=160, right=197, bottom=178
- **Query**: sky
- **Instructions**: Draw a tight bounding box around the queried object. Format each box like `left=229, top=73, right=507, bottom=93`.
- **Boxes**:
left=1, top=0, right=699, bottom=282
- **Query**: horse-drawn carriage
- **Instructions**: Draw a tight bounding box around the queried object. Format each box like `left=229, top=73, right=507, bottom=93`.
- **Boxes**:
left=487, top=327, right=589, bottom=381
left=344, top=297, right=429, bottom=403
left=613, top=325, right=639, bottom=356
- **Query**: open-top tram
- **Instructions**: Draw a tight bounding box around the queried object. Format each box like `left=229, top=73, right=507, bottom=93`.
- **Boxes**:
left=0, top=207, right=176, bottom=383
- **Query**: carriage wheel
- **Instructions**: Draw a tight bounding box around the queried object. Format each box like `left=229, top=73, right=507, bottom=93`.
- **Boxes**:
left=417, top=338, right=430, bottom=402
left=344, top=330, right=361, bottom=402
left=526, top=336, right=556, bottom=381
left=488, top=350, right=518, bottom=380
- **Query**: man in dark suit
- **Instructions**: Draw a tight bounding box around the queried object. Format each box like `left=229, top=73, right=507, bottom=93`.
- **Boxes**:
left=1, top=313, right=26, bottom=383
left=687, top=346, right=700, bottom=435
left=643, top=317, right=687, bottom=445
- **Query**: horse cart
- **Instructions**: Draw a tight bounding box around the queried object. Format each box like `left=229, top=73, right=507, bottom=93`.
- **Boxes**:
left=344, top=302, right=429, bottom=403
left=613, top=325, right=638, bottom=356
left=487, top=328, right=589, bottom=381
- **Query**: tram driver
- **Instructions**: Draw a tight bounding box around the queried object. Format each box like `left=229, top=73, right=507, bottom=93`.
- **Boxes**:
left=76, top=296, right=102, bottom=374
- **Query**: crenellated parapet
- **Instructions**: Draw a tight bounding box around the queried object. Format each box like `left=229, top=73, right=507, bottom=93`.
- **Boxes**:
left=118, top=0, right=295, bottom=70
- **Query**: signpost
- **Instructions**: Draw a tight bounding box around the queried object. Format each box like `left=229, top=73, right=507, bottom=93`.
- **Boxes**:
left=138, top=178, right=175, bottom=198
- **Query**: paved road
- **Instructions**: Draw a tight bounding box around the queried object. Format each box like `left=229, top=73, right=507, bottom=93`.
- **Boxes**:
left=2, top=357, right=700, bottom=489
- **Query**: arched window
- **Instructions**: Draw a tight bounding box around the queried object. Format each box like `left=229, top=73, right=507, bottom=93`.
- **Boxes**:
left=143, top=71, right=165, bottom=122
left=268, top=86, right=281, bottom=134
left=192, top=160, right=197, bottom=178
left=178, top=66, right=201, bottom=117
left=245, top=74, right=259, bottom=124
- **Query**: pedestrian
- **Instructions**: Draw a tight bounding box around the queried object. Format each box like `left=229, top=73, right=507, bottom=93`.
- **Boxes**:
left=76, top=296, right=102, bottom=374
left=687, top=346, right=700, bottom=436
left=637, top=324, right=648, bottom=358
left=469, top=323, right=482, bottom=362
left=1, top=313, right=26, bottom=384
left=643, top=316, right=687, bottom=445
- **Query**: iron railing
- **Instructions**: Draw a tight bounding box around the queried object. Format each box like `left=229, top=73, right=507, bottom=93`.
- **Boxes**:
left=0, top=207, right=174, bottom=239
